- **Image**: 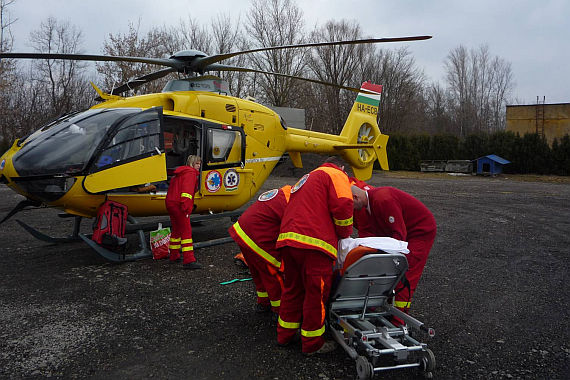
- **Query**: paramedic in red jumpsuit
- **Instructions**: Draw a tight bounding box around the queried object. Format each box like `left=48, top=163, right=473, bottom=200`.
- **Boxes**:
left=351, top=180, right=437, bottom=322
left=166, top=155, right=202, bottom=269
left=276, top=159, right=354, bottom=355
left=228, top=185, right=291, bottom=314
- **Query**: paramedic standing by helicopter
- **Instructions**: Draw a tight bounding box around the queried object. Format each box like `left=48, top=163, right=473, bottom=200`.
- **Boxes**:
left=165, top=155, right=202, bottom=270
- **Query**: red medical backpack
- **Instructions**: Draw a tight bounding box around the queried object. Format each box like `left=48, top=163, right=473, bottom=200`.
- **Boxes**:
left=92, top=200, right=128, bottom=248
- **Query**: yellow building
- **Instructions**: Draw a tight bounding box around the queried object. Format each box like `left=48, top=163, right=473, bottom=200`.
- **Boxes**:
left=506, top=102, right=570, bottom=145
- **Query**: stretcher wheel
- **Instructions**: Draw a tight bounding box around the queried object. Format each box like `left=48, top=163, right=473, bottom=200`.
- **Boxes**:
left=356, top=355, right=374, bottom=380
left=420, top=348, right=436, bottom=373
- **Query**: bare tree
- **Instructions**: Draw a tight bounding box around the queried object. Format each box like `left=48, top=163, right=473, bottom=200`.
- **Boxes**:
left=97, top=20, right=177, bottom=95
left=306, top=20, right=372, bottom=134
left=245, top=0, right=308, bottom=106
left=210, top=13, right=249, bottom=98
left=177, top=16, right=211, bottom=53
left=29, top=17, right=92, bottom=118
left=0, top=0, right=15, bottom=54
left=445, top=45, right=472, bottom=136
left=363, top=47, right=426, bottom=134
left=425, top=82, right=453, bottom=134
left=445, top=44, right=513, bottom=136
left=0, top=0, right=17, bottom=149
left=489, top=55, right=513, bottom=131
left=6, top=66, right=52, bottom=139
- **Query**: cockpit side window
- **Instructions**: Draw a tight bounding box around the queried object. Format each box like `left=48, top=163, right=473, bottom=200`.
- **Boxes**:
left=93, top=109, right=163, bottom=171
left=12, top=108, right=138, bottom=176
left=203, top=124, right=245, bottom=170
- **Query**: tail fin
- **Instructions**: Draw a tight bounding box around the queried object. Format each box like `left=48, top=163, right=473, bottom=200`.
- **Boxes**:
left=282, top=81, right=389, bottom=180
left=338, top=82, right=389, bottom=180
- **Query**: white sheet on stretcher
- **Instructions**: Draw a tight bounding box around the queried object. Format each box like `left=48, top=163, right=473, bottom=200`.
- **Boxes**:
left=336, top=237, right=410, bottom=270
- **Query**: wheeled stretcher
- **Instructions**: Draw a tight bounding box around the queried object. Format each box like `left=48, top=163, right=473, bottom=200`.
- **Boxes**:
left=329, top=246, right=436, bottom=379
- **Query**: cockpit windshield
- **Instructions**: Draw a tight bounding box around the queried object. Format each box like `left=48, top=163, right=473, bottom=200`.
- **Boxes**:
left=13, top=108, right=139, bottom=176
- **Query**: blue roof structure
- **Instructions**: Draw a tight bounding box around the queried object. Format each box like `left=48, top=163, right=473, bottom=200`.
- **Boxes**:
left=480, top=154, right=511, bottom=165
left=473, top=154, right=511, bottom=175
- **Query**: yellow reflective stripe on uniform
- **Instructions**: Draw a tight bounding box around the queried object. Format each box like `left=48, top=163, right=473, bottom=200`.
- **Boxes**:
left=169, top=244, right=181, bottom=249
left=181, top=192, right=193, bottom=199
left=277, top=232, right=337, bottom=257
left=333, top=216, right=353, bottom=226
left=257, top=291, right=269, bottom=298
left=394, top=301, right=411, bottom=308
left=278, top=316, right=300, bottom=329
left=181, top=246, right=194, bottom=252
left=233, top=222, right=281, bottom=267
left=270, top=299, right=281, bottom=307
left=181, top=239, right=193, bottom=244
left=301, top=325, right=325, bottom=338
left=170, top=237, right=181, bottom=242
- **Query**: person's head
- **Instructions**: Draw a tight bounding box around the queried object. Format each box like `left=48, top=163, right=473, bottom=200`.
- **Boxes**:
left=349, top=176, right=373, bottom=191
left=351, top=185, right=368, bottom=210
left=323, top=156, right=346, bottom=172
left=186, top=155, right=201, bottom=170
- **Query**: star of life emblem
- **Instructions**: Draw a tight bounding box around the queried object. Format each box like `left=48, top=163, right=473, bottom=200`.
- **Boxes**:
left=223, top=169, right=239, bottom=191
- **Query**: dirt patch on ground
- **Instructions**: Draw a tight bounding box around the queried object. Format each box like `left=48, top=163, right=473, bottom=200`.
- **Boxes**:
left=0, top=170, right=569, bottom=379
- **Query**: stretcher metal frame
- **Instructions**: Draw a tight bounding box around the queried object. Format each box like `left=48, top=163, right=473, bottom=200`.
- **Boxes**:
left=329, top=252, right=436, bottom=379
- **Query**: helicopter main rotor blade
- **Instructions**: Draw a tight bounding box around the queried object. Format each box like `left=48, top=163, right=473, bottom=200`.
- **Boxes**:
left=0, top=52, right=180, bottom=68
left=2, top=35, right=431, bottom=95
left=196, top=35, right=432, bottom=69
left=207, top=64, right=375, bottom=94
left=107, top=67, right=177, bottom=96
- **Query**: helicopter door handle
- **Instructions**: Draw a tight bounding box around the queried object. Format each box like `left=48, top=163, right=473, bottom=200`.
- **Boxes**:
left=154, top=147, right=162, bottom=155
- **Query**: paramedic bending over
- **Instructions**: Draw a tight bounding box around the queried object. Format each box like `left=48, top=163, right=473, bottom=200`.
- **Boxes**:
left=165, top=155, right=202, bottom=269
left=351, top=182, right=437, bottom=324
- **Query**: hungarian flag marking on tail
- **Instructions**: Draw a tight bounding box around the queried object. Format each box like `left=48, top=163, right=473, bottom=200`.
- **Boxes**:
left=355, top=82, right=382, bottom=115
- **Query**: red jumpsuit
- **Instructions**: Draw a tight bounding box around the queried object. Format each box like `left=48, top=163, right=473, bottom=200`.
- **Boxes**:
left=165, top=165, right=199, bottom=264
left=276, top=163, right=353, bottom=354
left=228, top=185, right=291, bottom=313
left=355, top=186, right=437, bottom=317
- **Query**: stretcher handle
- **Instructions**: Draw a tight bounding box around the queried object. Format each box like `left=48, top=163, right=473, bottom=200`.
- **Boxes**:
left=391, top=305, right=436, bottom=338
left=420, top=324, right=436, bottom=338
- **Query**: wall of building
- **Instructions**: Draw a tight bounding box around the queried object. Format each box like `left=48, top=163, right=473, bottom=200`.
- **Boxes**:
left=506, top=103, right=570, bottom=145
left=267, top=106, right=306, bottom=130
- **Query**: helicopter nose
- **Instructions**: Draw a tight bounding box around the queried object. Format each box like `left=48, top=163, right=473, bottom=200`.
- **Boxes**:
left=0, top=151, right=15, bottom=184
left=0, top=159, right=7, bottom=184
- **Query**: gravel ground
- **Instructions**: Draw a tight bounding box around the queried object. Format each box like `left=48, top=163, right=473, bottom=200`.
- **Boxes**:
left=0, top=168, right=569, bottom=379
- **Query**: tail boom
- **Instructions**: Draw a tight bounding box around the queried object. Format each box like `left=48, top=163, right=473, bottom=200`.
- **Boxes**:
left=283, top=82, right=389, bottom=179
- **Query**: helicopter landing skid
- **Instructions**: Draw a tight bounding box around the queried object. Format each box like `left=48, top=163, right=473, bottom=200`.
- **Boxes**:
left=78, top=233, right=150, bottom=263
left=16, top=210, right=241, bottom=263
left=16, top=216, right=83, bottom=244
left=77, top=214, right=238, bottom=263
left=76, top=214, right=157, bottom=263
left=77, top=233, right=235, bottom=263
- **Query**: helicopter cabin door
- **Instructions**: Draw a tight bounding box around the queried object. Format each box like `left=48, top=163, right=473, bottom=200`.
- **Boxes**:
left=83, top=107, right=166, bottom=193
left=200, top=123, right=250, bottom=202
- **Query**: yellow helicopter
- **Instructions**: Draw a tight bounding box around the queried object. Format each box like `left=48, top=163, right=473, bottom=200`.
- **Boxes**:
left=0, top=35, right=431, bottom=261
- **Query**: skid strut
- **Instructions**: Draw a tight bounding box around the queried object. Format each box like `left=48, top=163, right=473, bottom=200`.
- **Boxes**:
left=16, top=210, right=241, bottom=263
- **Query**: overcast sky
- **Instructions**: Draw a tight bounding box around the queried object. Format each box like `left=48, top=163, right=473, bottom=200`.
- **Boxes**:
left=6, top=0, right=570, bottom=104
